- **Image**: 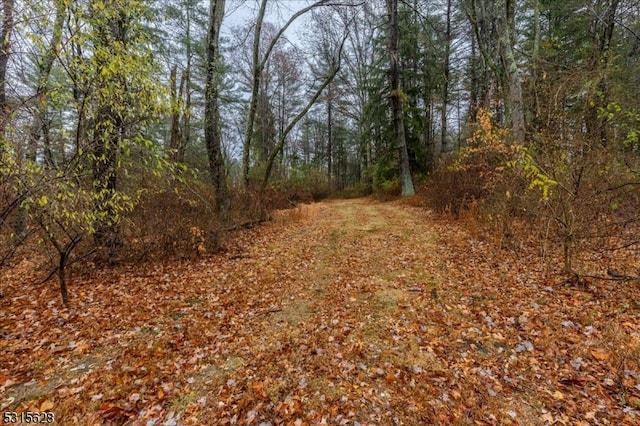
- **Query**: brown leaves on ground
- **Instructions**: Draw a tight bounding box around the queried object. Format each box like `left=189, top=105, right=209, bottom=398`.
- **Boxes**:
left=1, top=198, right=640, bottom=425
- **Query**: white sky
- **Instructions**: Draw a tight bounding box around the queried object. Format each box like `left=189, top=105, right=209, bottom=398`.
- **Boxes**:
left=223, top=0, right=313, bottom=46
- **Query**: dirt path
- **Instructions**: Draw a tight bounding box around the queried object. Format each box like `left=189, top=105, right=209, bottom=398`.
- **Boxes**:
left=1, top=198, right=639, bottom=425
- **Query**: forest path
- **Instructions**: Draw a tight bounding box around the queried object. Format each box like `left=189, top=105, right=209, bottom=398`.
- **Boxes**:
left=2, top=198, right=639, bottom=425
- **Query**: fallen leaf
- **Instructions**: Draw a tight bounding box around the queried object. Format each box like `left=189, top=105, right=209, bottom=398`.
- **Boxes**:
left=40, top=400, right=54, bottom=411
left=0, top=373, right=15, bottom=389
left=74, top=342, right=91, bottom=353
left=590, top=349, right=611, bottom=362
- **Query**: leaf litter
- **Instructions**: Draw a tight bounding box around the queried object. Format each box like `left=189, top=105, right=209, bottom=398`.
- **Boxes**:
left=1, top=198, right=639, bottom=425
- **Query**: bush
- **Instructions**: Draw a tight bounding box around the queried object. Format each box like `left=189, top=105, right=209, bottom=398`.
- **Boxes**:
left=426, top=110, right=521, bottom=216
left=426, top=108, right=640, bottom=276
left=123, top=176, right=222, bottom=261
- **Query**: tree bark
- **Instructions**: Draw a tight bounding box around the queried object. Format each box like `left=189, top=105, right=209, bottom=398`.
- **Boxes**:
left=27, top=0, right=65, bottom=164
left=14, top=0, right=65, bottom=243
left=439, top=0, right=452, bottom=162
left=168, top=64, right=181, bottom=161
left=468, top=28, right=480, bottom=121
left=467, top=0, right=525, bottom=144
left=90, top=0, right=126, bottom=251
left=498, top=0, right=525, bottom=144
left=205, top=0, right=229, bottom=213
left=585, top=0, right=619, bottom=146
left=181, top=0, right=192, bottom=164
left=386, top=0, right=414, bottom=196
left=530, top=0, right=542, bottom=127
left=242, top=0, right=268, bottom=188
left=327, top=83, right=333, bottom=191
left=0, top=0, right=14, bottom=146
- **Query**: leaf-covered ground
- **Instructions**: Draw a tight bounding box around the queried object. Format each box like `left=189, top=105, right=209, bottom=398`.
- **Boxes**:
left=1, top=198, right=640, bottom=425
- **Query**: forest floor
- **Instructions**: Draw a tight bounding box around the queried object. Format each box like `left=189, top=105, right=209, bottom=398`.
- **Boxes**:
left=1, top=198, right=640, bottom=425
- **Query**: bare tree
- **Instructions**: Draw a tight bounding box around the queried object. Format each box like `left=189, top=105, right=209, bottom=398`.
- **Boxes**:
left=335, top=2, right=376, bottom=190
left=584, top=0, right=620, bottom=146
left=241, top=0, right=334, bottom=188
left=439, top=0, right=453, bottom=162
left=26, top=0, right=65, bottom=167
left=168, top=64, right=182, bottom=161
left=261, top=31, right=348, bottom=191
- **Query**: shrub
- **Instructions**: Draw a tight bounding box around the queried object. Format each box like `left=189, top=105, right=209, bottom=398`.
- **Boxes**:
left=426, top=108, right=640, bottom=277
left=123, top=175, right=222, bottom=261
left=426, top=109, right=521, bottom=216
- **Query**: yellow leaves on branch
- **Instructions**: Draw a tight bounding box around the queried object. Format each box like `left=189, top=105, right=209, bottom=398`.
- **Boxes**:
left=452, top=109, right=557, bottom=200
left=508, top=145, right=557, bottom=201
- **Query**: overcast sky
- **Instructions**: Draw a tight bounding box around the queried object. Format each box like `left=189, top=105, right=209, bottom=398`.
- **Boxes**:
left=222, top=0, right=312, bottom=47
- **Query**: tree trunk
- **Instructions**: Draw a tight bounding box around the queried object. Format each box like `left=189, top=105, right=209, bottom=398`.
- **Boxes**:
left=0, top=0, right=13, bottom=146
left=439, top=0, right=452, bottom=162
left=529, top=0, right=542, bottom=128
left=585, top=0, right=619, bottom=146
left=92, top=107, right=120, bottom=250
left=468, top=29, right=479, bottom=121
left=13, top=0, right=65, bottom=243
left=205, top=0, right=229, bottom=213
left=327, top=83, right=333, bottom=191
left=168, top=64, right=181, bottom=161
left=498, top=0, right=525, bottom=144
left=91, top=0, right=126, bottom=252
left=386, top=0, right=414, bottom=196
left=27, top=0, right=64, bottom=163
left=467, top=0, right=525, bottom=144
left=242, top=0, right=268, bottom=188
left=180, top=0, right=192, bottom=164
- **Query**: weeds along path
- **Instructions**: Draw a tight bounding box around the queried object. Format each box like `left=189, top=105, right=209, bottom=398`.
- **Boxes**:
left=2, top=198, right=639, bottom=425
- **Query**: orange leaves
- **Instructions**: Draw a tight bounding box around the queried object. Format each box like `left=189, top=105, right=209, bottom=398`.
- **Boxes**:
left=0, top=373, right=15, bottom=389
left=87, top=403, right=133, bottom=425
left=1, top=199, right=639, bottom=424
left=348, top=340, right=364, bottom=357
left=277, top=394, right=303, bottom=419
left=384, top=372, right=396, bottom=384
left=590, top=349, right=611, bottom=362
left=251, top=381, right=269, bottom=401
left=73, top=340, right=91, bottom=354
left=39, top=399, right=54, bottom=411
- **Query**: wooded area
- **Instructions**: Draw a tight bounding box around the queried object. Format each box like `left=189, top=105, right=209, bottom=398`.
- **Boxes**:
left=1, top=0, right=640, bottom=424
